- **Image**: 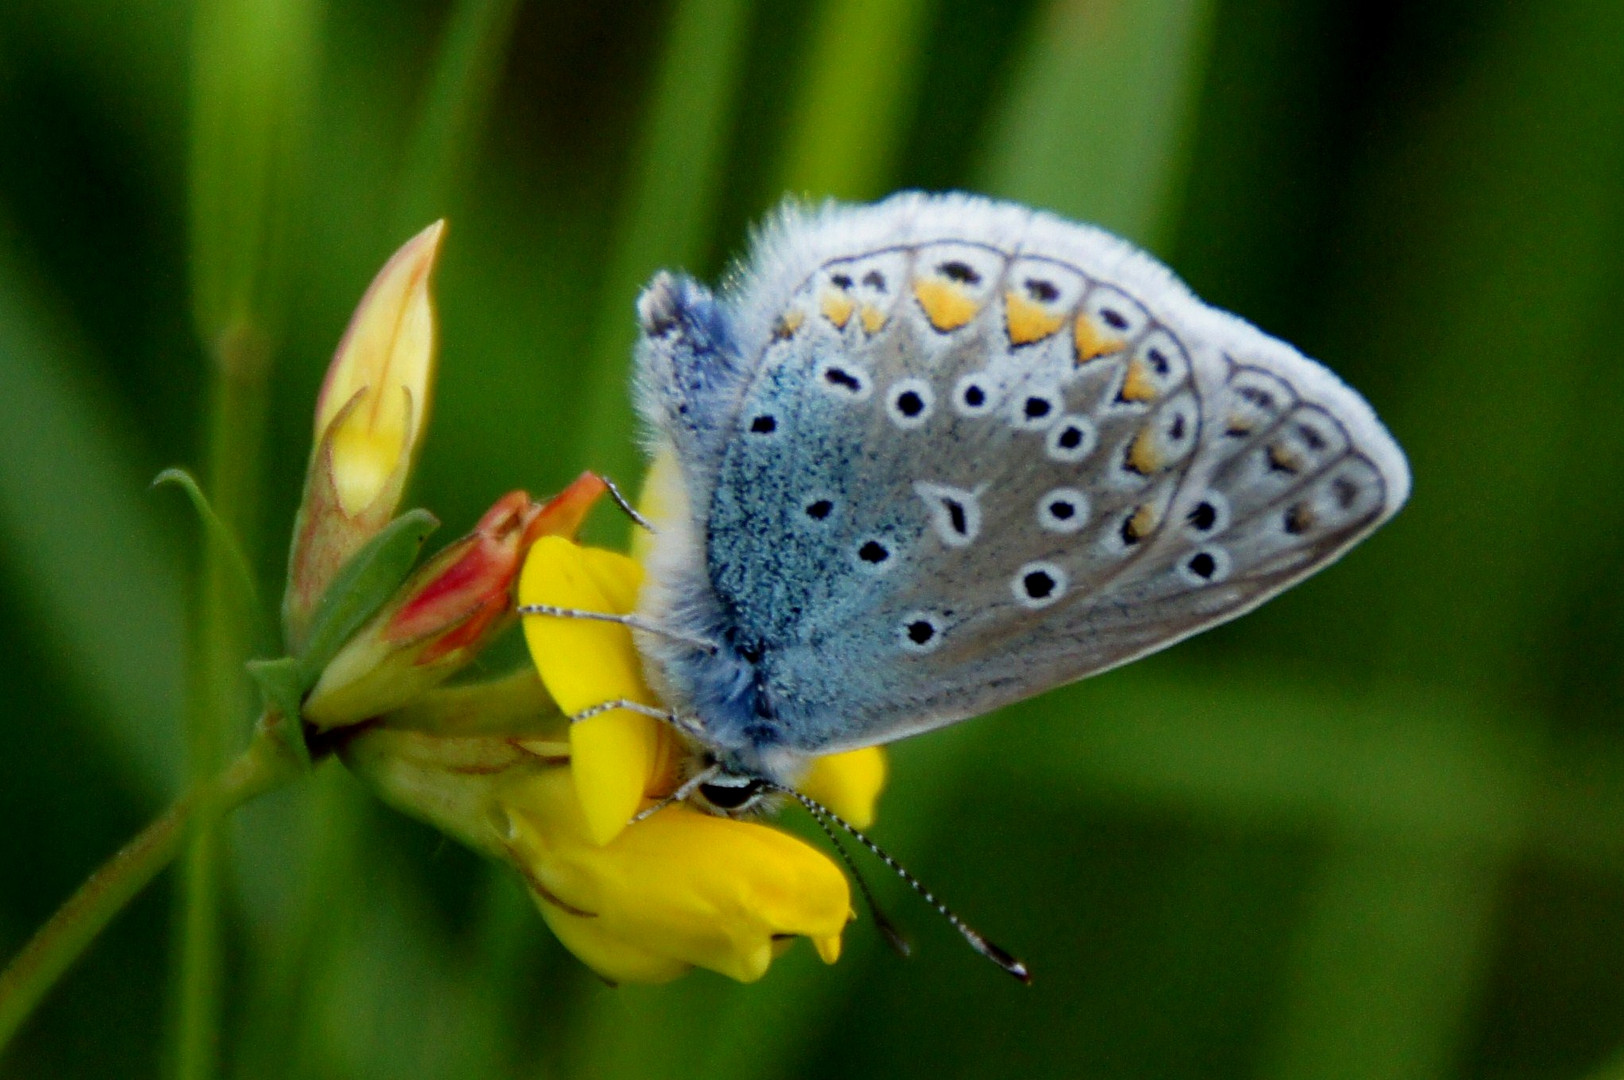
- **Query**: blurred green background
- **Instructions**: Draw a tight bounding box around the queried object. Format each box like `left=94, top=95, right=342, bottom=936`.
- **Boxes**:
left=3, top=0, right=1624, bottom=1077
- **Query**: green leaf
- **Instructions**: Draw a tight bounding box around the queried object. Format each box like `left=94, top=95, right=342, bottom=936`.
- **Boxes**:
left=244, top=656, right=311, bottom=770
left=296, top=508, right=439, bottom=684
left=152, top=466, right=269, bottom=649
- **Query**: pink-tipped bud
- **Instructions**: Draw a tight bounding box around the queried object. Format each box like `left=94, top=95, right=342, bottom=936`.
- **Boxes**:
left=302, top=476, right=606, bottom=728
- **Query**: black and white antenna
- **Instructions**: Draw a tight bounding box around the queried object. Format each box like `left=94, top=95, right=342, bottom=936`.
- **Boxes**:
left=771, top=783, right=1032, bottom=984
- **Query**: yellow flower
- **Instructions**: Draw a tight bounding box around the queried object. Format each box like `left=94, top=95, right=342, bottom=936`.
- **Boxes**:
left=343, top=717, right=852, bottom=985
left=518, top=536, right=887, bottom=843
left=511, top=526, right=889, bottom=982
left=504, top=766, right=849, bottom=983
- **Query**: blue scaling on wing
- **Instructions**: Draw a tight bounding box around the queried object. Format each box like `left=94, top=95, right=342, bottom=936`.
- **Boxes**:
left=702, top=245, right=941, bottom=758
left=633, top=271, right=750, bottom=505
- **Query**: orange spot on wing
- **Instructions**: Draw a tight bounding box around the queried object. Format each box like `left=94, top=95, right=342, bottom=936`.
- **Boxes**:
left=1073, top=313, right=1126, bottom=363
left=820, top=290, right=854, bottom=329
left=1125, top=503, right=1157, bottom=541
left=773, top=309, right=805, bottom=340
left=1118, top=358, right=1158, bottom=403
left=859, top=303, right=889, bottom=335
left=1004, top=291, right=1066, bottom=345
left=1125, top=427, right=1163, bottom=475
left=1285, top=503, right=1316, bottom=534
left=1268, top=442, right=1304, bottom=474
left=914, top=279, right=979, bottom=331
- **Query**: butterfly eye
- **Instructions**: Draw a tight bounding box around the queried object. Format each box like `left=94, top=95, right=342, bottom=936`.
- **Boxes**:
left=697, top=777, right=769, bottom=812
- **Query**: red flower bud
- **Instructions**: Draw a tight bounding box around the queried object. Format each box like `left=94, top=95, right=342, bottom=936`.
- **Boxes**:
left=302, top=474, right=606, bottom=728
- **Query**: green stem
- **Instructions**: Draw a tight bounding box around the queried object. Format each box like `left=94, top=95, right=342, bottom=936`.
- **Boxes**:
left=176, top=325, right=270, bottom=1080
left=0, top=736, right=293, bottom=1058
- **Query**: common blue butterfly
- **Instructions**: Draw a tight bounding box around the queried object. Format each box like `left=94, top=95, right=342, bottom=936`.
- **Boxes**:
left=577, top=192, right=1410, bottom=819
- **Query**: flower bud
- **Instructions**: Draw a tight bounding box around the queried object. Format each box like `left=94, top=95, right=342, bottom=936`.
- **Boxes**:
left=284, top=221, right=445, bottom=650
left=302, top=475, right=605, bottom=728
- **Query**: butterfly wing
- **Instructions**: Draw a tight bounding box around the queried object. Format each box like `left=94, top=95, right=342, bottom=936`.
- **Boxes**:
left=639, top=193, right=1409, bottom=764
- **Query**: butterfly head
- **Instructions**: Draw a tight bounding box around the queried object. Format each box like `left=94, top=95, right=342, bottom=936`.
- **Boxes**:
left=688, top=766, right=777, bottom=817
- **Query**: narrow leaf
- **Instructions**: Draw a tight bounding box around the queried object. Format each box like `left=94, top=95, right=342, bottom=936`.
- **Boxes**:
left=152, top=467, right=268, bottom=646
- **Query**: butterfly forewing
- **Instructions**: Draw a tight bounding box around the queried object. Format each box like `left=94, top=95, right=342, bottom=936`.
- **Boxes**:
left=644, top=193, right=1409, bottom=764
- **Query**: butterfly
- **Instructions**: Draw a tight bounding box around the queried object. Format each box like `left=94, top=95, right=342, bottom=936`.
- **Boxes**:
left=535, top=191, right=1408, bottom=824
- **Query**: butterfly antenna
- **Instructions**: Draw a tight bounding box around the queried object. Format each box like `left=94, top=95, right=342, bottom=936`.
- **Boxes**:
left=773, top=785, right=1031, bottom=984
left=799, top=798, right=912, bottom=959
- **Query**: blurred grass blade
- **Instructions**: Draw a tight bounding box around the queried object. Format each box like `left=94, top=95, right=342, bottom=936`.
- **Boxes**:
left=189, top=0, right=321, bottom=356
left=775, top=0, right=935, bottom=200
left=578, top=0, right=756, bottom=487
left=1259, top=842, right=1500, bottom=1080
left=0, top=233, right=186, bottom=797
left=1252, top=3, right=1624, bottom=1076
left=394, top=0, right=523, bottom=234
left=980, top=0, right=1217, bottom=246
left=184, top=1, right=325, bottom=1076
left=1348, top=1, right=1624, bottom=695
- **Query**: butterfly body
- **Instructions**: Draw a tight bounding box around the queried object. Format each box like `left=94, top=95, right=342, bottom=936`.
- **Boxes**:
left=632, top=192, right=1409, bottom=789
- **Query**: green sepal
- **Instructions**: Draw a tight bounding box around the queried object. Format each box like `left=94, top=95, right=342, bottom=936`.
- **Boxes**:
left=238, top=508, right=438, bottom=765
left=246, top=657, right=312, bottom=769
left=296, top=507, right=439, bottom=683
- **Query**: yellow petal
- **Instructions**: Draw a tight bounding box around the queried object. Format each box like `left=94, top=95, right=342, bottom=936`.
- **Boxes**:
left=542, top=912, right=693, bottom=985
left=520, top=536, right=658, bottom=845
left=799, top=747, right=887, bottom=830
left=505, top=769, right=850, bottom=984
left=812, top=932, right=843, bottom=965
left=316, top=220, right=444, bottom=516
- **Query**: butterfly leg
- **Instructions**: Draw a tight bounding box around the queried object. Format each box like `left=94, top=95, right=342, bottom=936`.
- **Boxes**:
left=566, top=696, right=709, bottom=743
left=628, top=765, right=722, bottom=824
left=516, top=604, right=719, bottom=655
left=567, top=698, right=673, bottom=724
left=596, top=473, right=656, bottom=533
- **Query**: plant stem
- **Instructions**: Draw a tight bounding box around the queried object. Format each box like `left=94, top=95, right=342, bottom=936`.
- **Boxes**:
left=0, top=737, right=293, bottom=1059
left=176, top=324, right=270, bottom=1080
